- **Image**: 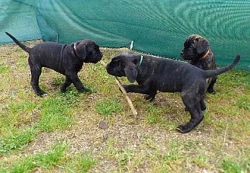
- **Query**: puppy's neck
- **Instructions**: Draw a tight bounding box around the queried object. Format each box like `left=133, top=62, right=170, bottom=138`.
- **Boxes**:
left=72, top=43, right=82, bottom=61
left=200, top=49, right=210, bottom=60
left=131, top=55, right=144, bottom=69
left=138, top=55, right=144, bottom=68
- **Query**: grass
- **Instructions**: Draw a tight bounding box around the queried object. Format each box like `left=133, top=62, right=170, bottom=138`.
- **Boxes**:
left=96, top=98, right=122, bottom=117
left=0, top=42, right=250, bottom=172
left=0, top=143, right=67, bottom=172
left=145, top=103, right=166, bottom=124
left=38, top=97, right=73, bottom=132
left=0, top=127, right=36, bottom=154
left=221, top=157, right=250, bottom=173
left=0, top=143, right=96, bottom=172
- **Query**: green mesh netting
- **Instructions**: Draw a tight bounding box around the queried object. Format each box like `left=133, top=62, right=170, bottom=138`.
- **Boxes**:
left=1, top=0, right=249, bottom=70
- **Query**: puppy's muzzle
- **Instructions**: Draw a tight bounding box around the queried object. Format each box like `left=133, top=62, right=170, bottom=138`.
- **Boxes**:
left=94, top=54, right=103, bottom=63
left=106, top=63, right=123, bottom=77
left=89, top=52, right=103, bottom=63
left=106, top=63, right=113, bottom=74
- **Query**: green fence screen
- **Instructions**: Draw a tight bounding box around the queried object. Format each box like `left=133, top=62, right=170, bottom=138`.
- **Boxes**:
left=1, top=0, right=249, bottom=70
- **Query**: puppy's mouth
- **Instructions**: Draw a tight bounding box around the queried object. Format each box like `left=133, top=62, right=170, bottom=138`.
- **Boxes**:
left=85, top=54, right=102, bottom=63
left=181, top=51, right=193, bottom=60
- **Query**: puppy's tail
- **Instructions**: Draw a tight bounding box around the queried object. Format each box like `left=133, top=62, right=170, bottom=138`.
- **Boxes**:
left=204, top=55, right=240, bottom=78
left=5, top=32, right=31, bottom=53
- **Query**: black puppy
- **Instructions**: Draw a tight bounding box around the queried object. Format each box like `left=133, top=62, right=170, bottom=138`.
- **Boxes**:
left=6, top=32, right=102, bottom=96
left=106, top=53, right=240, bottom=133
left=181, top=34, right=217, bottom=93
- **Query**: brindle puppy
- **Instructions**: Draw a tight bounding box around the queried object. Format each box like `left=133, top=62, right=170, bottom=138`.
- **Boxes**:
left=6, top=32, right=103, bottom=96
left=181, top=34, right=217, bottom=93
left=106, top=53, right=240, bottom=133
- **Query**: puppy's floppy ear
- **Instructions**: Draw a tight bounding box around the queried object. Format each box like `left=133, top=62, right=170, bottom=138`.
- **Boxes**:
left=124, top=65, right=138, bottom=83
left=196, top=39, right=209, bottom=54
left=71, top=42, right=87, bottom=61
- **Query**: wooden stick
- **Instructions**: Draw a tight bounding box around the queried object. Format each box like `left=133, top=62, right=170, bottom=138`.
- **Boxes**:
left=114, top=76, right=138, bottom=116
left=100, top=61, right=138, bottom=117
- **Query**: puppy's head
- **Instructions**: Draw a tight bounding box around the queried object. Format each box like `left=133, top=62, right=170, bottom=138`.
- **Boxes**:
left=72, top=40, right=102, bottom=63
left=106, top=53, right=138, bottom=83
left=181, top=34, right=209, bottom=61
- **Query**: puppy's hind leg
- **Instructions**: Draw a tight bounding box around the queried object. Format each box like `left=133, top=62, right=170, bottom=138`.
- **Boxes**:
left=29, top=60, right=47, bottom=96
left=207, top=77, right=217, bottom=93
left=177, top=94, right=204, bottom=133
left=184, top=98, right=206, bottom=112
left=177, top=107, right=204, bottom=133
left=200, top=99, right=206, bottom=111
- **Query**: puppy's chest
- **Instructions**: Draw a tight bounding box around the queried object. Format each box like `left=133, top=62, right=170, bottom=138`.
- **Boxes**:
left=67, top=60, right=83, bottom=72
left=62, top=52, right=83, bottom=72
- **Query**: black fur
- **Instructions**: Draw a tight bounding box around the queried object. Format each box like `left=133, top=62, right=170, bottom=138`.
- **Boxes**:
left=6, top=32, right=102, bottom=96
left=106, top=52, right=240, bottom=133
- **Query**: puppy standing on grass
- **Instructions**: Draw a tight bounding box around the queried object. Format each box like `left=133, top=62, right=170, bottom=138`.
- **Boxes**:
left=6, top=32, right=102, bottom=96
left=106, top=53, right=240, bottom=133
left=181, top=34, right=217, bottom=93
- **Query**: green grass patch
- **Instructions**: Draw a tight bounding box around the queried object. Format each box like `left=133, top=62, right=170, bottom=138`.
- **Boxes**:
left=1, top=143, right=67, bottom=172
left=0, top=101, right=37, bottom=129
left=95, top=98, right=122, bottom=116
left=218, top=70, right=250, bottom=89
left=0, top=127, right=36, bottom=154
left=0, top=143, right=97, bottom=173
left=145, top=103, right=165, bottom=124
left=60, top=90, right=80, bottom=104
left=17, top=55, right=28, bottom=68
left=51, top=76, right=65, bottom=86
left=235, top=95, right=250, bottom=110
left=37, top=97, right=73, bottom=132
left=8, top=101, right=37, bottom=112
left=221, top=158, right=250, bottom=173
left=66, top=154, right=96, bottom=173
left=192, top=155, right=211, bottom=169
left=33, top=143, right=67, bottom=168
left=0, top=65, right=10, bottom=73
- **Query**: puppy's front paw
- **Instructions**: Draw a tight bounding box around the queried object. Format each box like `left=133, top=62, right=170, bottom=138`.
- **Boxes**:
left=144, top=94, right=151, bottom=100
left=40, top=93, right=48, bottom=97
left=77, top=87, right=91, bottom=93
left=121, top=85, right=129, bottom=92
left=36, top=91, right=47, bottom=97
left=144, top=94, right=155, bottom=102
left=176, top=124, right=193, bottom=133
left=60, top=87, right=67, bottom=93
left=84, top=88, right=91, bottom=93
left=207, top=88, right=215, bottom=94
left=81, top=88, right=92, bottom=93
